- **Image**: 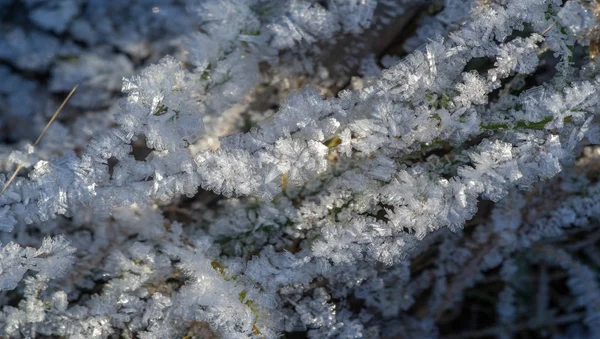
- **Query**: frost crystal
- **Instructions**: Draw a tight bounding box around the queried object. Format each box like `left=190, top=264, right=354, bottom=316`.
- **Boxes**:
left=1, top=0, right=600, bottom=337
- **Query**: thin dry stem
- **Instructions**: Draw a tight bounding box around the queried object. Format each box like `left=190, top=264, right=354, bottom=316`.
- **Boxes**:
left=35, top=85, right=79, bottom=146
left=541, top=21, right=557, bottom=36
left=1, top=85, right=78, bottom=195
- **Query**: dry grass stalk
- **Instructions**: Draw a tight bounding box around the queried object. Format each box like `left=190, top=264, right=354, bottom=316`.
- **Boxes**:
left=1, top=84, right=78, bottom=195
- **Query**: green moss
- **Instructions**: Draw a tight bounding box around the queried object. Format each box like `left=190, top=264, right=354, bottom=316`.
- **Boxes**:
left=480, top=116, right=557, bottom=131
left=200, top=63, right=213, bottom=81
left=240, top=29, right=260, bottom=36
left=211, top=261, right=225, bottom=275
left=154, top=104, right=167, bottom=116
left=324, top=136, right=342, bottom=149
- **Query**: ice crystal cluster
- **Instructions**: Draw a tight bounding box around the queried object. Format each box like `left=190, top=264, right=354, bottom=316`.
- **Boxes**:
left=1, top=0, right=600, bottom=338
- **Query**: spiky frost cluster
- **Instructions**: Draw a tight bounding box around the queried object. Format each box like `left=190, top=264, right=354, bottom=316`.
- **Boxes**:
left=1, top=0, right=600, bottom=338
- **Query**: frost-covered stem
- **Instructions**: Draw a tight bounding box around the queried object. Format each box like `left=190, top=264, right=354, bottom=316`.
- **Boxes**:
left=432, top=237, right=499, bottom=319
left=533, top=245, right=600, bottom=332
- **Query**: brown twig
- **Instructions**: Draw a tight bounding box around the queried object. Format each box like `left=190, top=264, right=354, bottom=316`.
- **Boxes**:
left=1, top=84, right=78, bottom=195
